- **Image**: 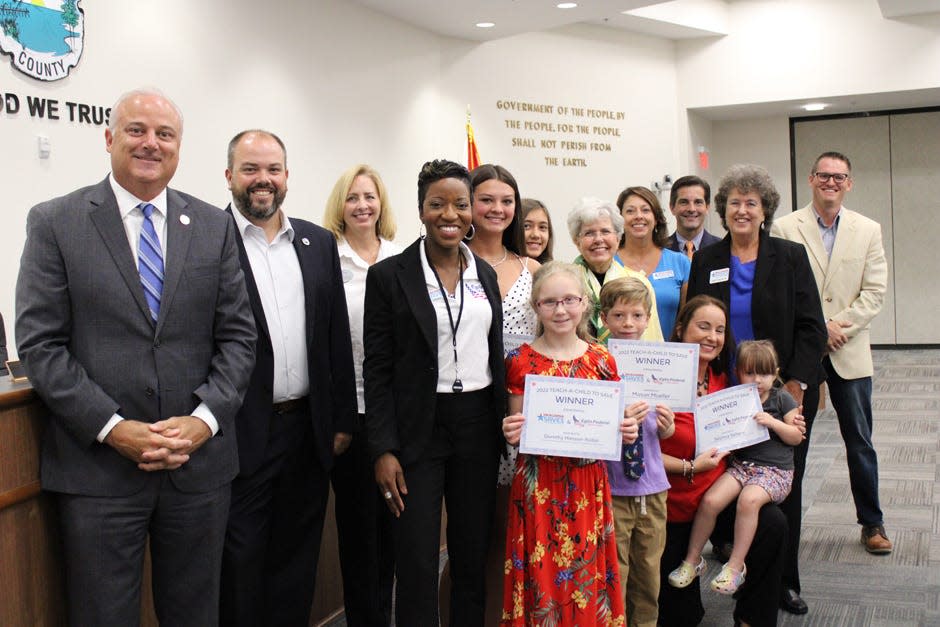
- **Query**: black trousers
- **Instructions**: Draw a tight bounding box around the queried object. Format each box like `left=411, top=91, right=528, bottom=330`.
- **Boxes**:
left=779, top=382, right=820, bottom=594
left=393, top=389, right=500, bottom=627
left=659, top=502, right=787, bottom=627
left=221, top=405, right=329, bottom=627
left=331, top=416, right=395, bottom=627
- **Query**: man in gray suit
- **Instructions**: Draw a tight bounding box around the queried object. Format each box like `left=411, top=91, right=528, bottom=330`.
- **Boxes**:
left=15, top=88, right=256, bottom=626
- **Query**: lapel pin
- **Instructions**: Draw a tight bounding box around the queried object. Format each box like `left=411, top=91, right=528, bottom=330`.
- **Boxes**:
left=180, top=214, right=191, bottom=225
left=301, top=237, right=310, bottom=246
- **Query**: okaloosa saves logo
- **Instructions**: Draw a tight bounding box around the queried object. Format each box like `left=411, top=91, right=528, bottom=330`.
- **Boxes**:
left=0, top=0, right=83, bottom=81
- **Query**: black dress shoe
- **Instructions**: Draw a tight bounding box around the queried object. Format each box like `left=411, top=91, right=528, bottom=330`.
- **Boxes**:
left=780, top=588, right=808, bottom=615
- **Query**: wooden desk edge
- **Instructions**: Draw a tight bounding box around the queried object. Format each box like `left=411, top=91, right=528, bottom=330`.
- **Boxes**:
left=0, top=379, right=37, bottom=409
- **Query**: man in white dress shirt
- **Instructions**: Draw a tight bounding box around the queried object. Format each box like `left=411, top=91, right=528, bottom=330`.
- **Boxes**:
left=220, top=130, right=357, bottom=626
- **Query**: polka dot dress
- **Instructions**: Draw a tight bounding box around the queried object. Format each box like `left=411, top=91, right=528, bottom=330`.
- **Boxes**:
left=501, top=256, right=537, bottom=336
left=498, top=255, right=536, bottom=487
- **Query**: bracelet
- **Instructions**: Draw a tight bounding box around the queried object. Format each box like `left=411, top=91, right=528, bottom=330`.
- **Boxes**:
left=681, top=459, right=689, bottom=479
left=687, top=459, right=695, bottom=484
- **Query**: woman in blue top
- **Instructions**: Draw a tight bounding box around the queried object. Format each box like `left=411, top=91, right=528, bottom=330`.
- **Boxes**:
left=615, top=185, right=690, bottom=337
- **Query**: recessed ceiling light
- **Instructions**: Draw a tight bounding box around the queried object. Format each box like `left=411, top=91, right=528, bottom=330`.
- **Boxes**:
left=803, top=103, right=827, bottom=111
left=476, top=21, right=495, bottom=28
left=557, top=2, right=578, bottom=8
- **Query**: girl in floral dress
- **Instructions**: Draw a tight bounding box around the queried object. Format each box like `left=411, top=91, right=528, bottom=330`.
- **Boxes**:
left=501, top=261, right=636, bottom=626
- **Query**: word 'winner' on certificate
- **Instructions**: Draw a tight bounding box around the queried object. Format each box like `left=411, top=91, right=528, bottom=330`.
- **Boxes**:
left=607, top=340, right=699, bottom=412
left=694, top=383, right=768, bottom=456
left=519, top=374, right=625, bottom=461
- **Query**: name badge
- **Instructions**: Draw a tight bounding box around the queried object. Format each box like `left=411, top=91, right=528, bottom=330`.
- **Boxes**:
left=709, top=268, right=730, bottom=284
left=651, top=269, right=675, bottom=280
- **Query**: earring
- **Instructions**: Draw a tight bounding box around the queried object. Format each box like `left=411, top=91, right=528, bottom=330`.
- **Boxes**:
left=465, top=224, right=476, bottom=241
left=419, top=223, right=427, bottom=239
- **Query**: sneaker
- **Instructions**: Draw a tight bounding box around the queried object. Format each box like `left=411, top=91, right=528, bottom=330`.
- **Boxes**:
left=668, top=556, right=706, bottom=588
left=861, top=524, right=893, bottom=554
left=711, top=562, right=746, bottom=595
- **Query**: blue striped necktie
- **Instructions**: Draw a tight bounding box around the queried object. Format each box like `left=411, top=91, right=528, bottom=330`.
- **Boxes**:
left=138, top=203, right=164, bottom=323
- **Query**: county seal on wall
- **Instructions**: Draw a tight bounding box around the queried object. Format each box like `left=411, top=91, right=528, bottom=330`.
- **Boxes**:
left=0, top=0, right=83, bottom=81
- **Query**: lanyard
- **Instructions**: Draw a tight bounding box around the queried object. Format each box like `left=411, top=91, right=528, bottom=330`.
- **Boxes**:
left=426, top=246, right=466, bottom=393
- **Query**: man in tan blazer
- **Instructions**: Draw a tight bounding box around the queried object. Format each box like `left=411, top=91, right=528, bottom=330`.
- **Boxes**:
left=772, top=151, right=891, bottom=564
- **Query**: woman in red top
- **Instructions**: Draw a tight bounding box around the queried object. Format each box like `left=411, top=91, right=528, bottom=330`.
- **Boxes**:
left=658, top=295, right=792, bottom=627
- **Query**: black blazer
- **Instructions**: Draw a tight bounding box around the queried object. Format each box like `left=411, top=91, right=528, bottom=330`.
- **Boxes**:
left=667, top=228, right=722, bottom=254
left=229, top=207, right=357, bottom=475
left=363, top=239, right=506, bottom=466
left=687, top=231, right=827, bottom=385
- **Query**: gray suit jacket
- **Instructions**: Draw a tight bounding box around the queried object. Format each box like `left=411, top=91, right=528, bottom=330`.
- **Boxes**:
left=16, top=177, right=256, bottom=496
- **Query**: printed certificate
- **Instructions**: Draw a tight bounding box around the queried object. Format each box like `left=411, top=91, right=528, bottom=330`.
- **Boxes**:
left=607, top=340, right=699, bottom=412
left=519, top=374, right=625, bottom=461
left=694, top=383, right=769, bottom=455
left=503, top=333, right=535, bottom=358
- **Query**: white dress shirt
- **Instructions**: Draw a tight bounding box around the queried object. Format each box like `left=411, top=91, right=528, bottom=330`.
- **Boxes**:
left=97, top=174, right=218, bottom=441
left=420, top=241, right=493, bottom=393
left=232, top=206, right=309, bottom=404
left=338, top=236, right=402, bottom=413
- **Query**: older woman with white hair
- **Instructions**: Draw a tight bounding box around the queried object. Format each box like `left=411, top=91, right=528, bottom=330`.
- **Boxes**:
left=568, top=197, right=663, bottom=342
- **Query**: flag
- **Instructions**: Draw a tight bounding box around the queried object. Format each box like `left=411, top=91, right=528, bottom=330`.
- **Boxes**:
left=466, top=106, right=481, bottom=171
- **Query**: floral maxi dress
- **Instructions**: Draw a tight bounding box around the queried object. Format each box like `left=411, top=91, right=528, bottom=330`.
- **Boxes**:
left=501, top=343, right=626, bottom=626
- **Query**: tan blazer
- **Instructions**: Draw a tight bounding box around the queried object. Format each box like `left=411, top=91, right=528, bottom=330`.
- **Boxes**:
left=771, top=205, right=887, bottom=379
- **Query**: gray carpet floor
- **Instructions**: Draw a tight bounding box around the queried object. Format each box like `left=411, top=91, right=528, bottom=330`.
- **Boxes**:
left=324, top=348, right=940, bottom=626
left=700, top=347, right=940, bottom=626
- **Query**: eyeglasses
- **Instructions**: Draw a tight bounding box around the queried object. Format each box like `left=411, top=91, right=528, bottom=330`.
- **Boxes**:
left=536, top=296, right=584, bottom=312
left=813, top=172, right=850, bottom=184
left=579, top=228, right=616, bottom=240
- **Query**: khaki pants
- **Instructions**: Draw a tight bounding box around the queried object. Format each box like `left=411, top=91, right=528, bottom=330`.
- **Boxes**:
left=611, top=490, right=668, bottom=627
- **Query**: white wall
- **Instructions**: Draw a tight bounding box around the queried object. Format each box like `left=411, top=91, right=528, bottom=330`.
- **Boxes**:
left=1, top=2, right=685, bottom=353
left=438, top=23, right=679, bottom=262
left=4, top=0, right=940, bottom=353
left=0, top=0, right=446, bottom=356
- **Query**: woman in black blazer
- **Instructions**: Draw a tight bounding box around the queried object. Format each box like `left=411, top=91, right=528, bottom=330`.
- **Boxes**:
left=686, top=163, right=827, bottom=617
left=363, top=159, right=506, bottom=626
